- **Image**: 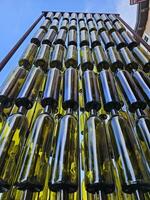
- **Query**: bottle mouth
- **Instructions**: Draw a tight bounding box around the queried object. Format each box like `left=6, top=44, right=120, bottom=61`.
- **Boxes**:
left=49, top=181, right=78, bottom=193
left=122, top=181, right=150, bottom=193
left=15, top=97, right=33, bottom=110
left=15, top=180, right=44, bottom=192
left=129, top=101, right=147, bottom=113
left=0, top=96, right=13, bottom=108
left=104, top=101, right=122, bottom=112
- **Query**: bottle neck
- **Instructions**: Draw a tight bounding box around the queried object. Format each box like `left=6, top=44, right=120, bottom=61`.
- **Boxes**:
left=44, top=105, right=52, bottom=115
left=115, top=68, right=122, bottom=74
left=90, top=109, right=97, bottom=116
left=66, top=108, right=73, bottom=115
left=135, top=108, right=145, bottom=119
left=18, top=106, right=27, bottom=115
left=110, top=109, right=119, bottom=117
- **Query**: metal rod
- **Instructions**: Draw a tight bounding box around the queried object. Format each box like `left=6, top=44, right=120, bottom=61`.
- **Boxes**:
left=117, top=15, right=150, bottom=52
left=0, top=13, right=45, bottom=71
left=42, top=10, right=120, bottom=16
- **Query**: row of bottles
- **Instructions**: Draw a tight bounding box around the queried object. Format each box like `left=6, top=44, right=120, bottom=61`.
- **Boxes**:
left=0, top=11, right=149, bottom=200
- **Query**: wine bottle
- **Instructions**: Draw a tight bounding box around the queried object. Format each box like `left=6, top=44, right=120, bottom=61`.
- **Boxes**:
left=50, top=44, right=65, bottom=69
left=15, top=106, right=54, bottom=192
left=99, top=69, right=122, bottom=112
left=94, top=13, right=101, bottom=23
left=54, top=29, right=67, bottom=46
left=80, top=46, right=93, bottom=71
left=70, top=13, right=77, bottom=21
left=105, top=21, right=115, bottom=34
left=134, top=109, right=150, bottom=171
left=100, top=14, right=109, bottom=22
left=60, top=19, right=69, bottom=31
left=92, top=45, right=109, bottom=71
left=50, top=19, right=59, bottom=32
left=116, top=70, right=146, bottom=112
left=111, top=31, right=126, bottom=50
left=88, top=21, right=96, bottom=33
left=45, top=12, right=53, bottom=21
left=42, top=28, right=57, bottom=46
left=119, top=47, right=138, bottom=72
left=108, top=109, right=150, bottom=193
left=82, top=70, right=101, bottom=112
left=132, top=70, right=150, bottom=106
left=62, top=67, right=78, bottom=111
left=0, top=107, right=28, bottom=192
left=121, top=31, right=138, bottom=50
left=99, top=31, right=114, bottom=49
left=35, top=44, right=50, bottom=72
left=0, top=67, right=27, bottom=108
left=40, top=19, right=51, bottom=32
left=80, top=30, right=89, bottom=47
left=86, top=13, right=93, bottom=23
left=106, top=46, right=124, bottom=72
left=68, top=29, right=77, bottom=46
left=15, top=66, right=44, bottom=109
left=63, top=12, right=70, bottom=21
left=41, top=68, right=61, bottom=109
left=84, top=114, right=114, bottom=193
left=69, top=20, right=77, bottom=30
left=132, top=46, right=150, bottom=73
left=53, top=12, right=62, bottom=20
left=49, top=112, right=78, bottom=193
left=108, top=14, right=118, bottom=24
left=19, top=43, right=38, bottom=69
left=97, top=21, right=106, bottom=34
left=65, top=45, right=78, bottom=68
left=79, top=20, right=88, bottom=32
left=90, top=31, right=101, bottom=48
left=114, top=21, right=126, bottom=33
left=78, top=13, right=85, bottom=22
left=31, top=28, right=46, bottom=47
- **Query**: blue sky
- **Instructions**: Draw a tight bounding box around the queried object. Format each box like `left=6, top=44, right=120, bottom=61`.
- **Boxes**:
left=0, top=0, right=137, bottom=82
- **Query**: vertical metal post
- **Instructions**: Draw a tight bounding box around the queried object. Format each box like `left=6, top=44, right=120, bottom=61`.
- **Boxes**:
left=0, top=13, right=45, bottom=71
left=117, top=15, right=150, bottom=52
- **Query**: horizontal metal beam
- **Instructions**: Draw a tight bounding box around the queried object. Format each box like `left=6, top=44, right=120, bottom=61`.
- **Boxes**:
left=42, top=10, right=120, bottom=16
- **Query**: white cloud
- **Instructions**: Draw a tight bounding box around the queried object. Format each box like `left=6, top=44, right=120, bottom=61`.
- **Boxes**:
left=116, top=0, right=137, bottom=28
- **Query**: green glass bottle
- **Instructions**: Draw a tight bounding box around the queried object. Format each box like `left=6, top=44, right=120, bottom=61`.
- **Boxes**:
left=0, top=107, right=28, bottom=192
left=15, top=66, right=44, bottom=109
left=49, top=112, right=78, bottom=193
left=0, top=67, right=27, bottom=108
left=19, top=43, right=38, bottom=69
left=35, top=44, right=50, bottom=72
left=42, top=28, right=57, bottom=46
left=134, top=109, right=150, bottom=173
left=65, top=45, right=78, bottom=68
left=15, top=106, right=54, bottom=192
left=31, top=28, right=46, bottom=47
left=84, top=114, right=114, bottom=194
left=108, top=109, right=150, bottom=193
left=92, top=45, right=109, bottom=71
left=132, top=46, right=150, bottom=73
left=50, top=44, right=65, bottom=70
